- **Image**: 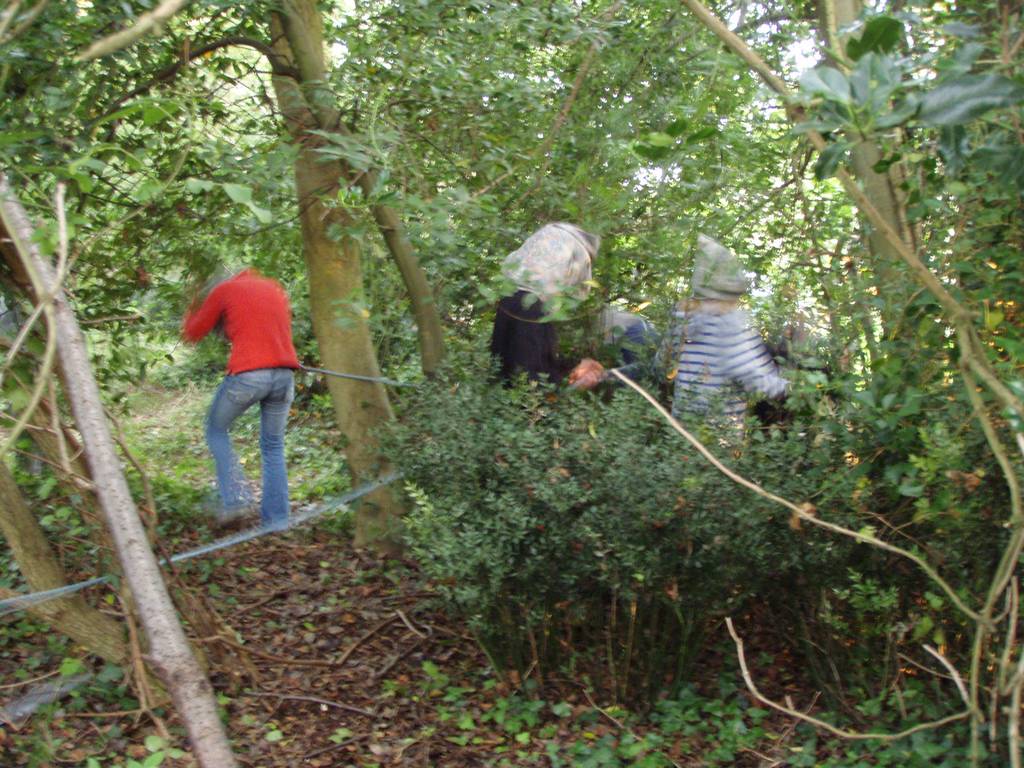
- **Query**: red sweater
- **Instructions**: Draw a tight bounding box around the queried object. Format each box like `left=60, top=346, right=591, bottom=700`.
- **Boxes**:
left=182, top=269, right=300, bottom=374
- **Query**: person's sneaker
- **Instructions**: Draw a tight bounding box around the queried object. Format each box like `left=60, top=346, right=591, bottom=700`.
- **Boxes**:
left=212, top=503, right=257, bottom=530
left=260, top=517, right=289, bottom=533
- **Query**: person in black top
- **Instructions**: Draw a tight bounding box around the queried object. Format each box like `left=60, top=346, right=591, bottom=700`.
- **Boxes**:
left=490, top=223, right=604, bottom=389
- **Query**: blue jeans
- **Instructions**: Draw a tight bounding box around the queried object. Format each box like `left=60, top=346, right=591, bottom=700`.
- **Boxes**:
left=205, top=368, right=295, bottom=529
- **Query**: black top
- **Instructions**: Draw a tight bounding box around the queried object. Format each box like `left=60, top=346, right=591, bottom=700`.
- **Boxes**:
left=490, top=291, right=570, bottom=384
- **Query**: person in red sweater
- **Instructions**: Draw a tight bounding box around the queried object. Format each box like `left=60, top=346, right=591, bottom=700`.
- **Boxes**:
left=183, top=268, right=300, bottom=530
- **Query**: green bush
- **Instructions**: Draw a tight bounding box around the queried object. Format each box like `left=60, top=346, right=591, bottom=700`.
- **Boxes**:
left=385, top=366, right=862, bottom=703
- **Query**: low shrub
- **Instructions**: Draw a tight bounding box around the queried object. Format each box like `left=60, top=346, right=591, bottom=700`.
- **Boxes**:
left=385, top=366, right=862, bottom=703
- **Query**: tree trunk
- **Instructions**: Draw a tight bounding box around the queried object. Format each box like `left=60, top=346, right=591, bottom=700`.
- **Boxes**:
left=0, top=462, right=127, bottom=665
left=276, top=0, right=444, bottom=377
left=0, top=174, right=238, bottom=768
left=362, top=172, right=445, bottom=377
left=270, top=8, right=404, bottom=553
left=820, top=0, right=916, bottom=332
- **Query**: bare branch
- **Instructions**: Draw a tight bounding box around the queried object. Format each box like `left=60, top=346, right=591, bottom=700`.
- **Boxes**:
left=1, top=0, right=50, bottom=44
left=96, top=35, right=299, bottom=125
left=726, top=618, right=971, bottom=740
left=76, top=0, right=190, bottom=62
left=923, top=645, right=970, bottom=707
left=610, top=369, right=980, bottom=623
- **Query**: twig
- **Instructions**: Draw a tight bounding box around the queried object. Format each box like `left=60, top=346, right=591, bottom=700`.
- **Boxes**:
left=1, top=0, right=49, bottom=44
left=80, top=313, right=143, bottom=326
left=302, top=733, right=371, bottom=761
left=64, top=709, right=144, bottom=719
left=372, top=634, right=426, bottom=681
left=395, top=608, right=428, bottom=639
left=0, top=183, right=63, bottom=461
left=104, top=404, right=158, bottom=530
left=923, top=645, right=970, bottom=707
left=0, top=668, right=59, bottom=690
left=580, top=686, right=625, bottom=729
left=725, top=617, right=970, bottom=740
left=76, top=0, right=190, bottom=61
left=243, top=691, right=374, bottom=718
left=579, top=684, right=682, bottom=767
left=473, top=2, right=623, bottom=202
left=207, top=634, right=337, bottom=668
left=611, top=369, right=979, bottom=623
left=337, top=615, right=399, bottom=667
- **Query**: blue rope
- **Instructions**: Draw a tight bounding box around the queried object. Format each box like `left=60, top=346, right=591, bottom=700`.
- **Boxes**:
left=0, top=472, right=402, bottom=618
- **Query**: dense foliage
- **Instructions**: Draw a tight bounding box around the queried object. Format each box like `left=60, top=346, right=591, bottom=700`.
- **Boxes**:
left=385, top=354, right=1006, bottom=715
left=1, top=0, right=1022, bottom=763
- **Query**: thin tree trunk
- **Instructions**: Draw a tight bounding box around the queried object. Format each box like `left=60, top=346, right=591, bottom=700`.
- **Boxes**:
left=0, top=174, right=238, bottom=768
left=820, top=0, right=915, bottom=334
left=270, top=10, right=404, bottom=553
left=362, top=173, right=445, bottom=376
left=0, top=462, right=127, bottom=665
left=276, top=0, right=444, bottom=377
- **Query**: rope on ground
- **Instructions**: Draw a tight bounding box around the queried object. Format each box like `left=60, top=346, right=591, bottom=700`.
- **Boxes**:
left=0, top=471, right=402, bottom=618
left=300, top=364, right=413, bottom=388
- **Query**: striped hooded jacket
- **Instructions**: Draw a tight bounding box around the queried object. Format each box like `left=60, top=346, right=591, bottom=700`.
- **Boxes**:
left=668, top=235, right=788, bottom=419
left=667, top=302, right=788, bottom=419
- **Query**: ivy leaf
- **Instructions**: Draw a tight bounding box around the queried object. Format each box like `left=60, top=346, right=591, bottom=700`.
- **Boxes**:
left=847, top=16, right=903, bottom=61
left=918, top=74, right=1024, bottom=126
left=59, top=657, right=85, bottom=677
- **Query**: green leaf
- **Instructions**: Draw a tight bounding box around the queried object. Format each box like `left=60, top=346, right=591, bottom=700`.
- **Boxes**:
left=0, top=130, right=46, bottom=147
left=938, top=125, right=969, bottom=176
left=800, top=67, right=852, bottom=104
left=329, top=727, right=354, bottom=743
left=246, top=202, right=272, bottom=224
left=264, top=729, right=284, bottom=743
left=856, top=525, right=877, bottom=540
left=847, top=16, right=903, bottom=61
left=898, top=481, right=924, bottom=497
left=685, top=126, right=718, bottom=143
left=633, top=142, right=671, bottom=161
left=875, top=98, right=919, bottom=129
left=912, top=615, right=933, bottom=641
left=943, top=22, right=982, bottom=39
left=142, top=101, right=179, bottom=126
left=918, top=74, right=1024, bottom=126
left=184, top=177, right=215, bottom=193
left=665, top=118, right=688, bottom=137
left=643, top=132, right=675, bottom=148
left=60, top=657, right=85, bottom=677
left=221, top=183, right=253, bottom=204
left=814, top=141, right=850, bottom=179
left=145, top=735, right=167, bottom=753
